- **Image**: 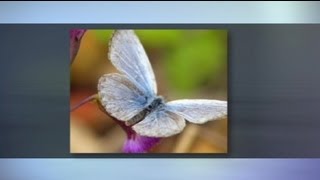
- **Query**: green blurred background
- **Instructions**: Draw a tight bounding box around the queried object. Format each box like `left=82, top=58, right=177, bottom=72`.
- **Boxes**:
left=70, top=30, right=228, bottom=153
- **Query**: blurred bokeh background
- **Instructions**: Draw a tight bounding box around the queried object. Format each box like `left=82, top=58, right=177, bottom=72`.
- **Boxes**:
left=70, top=30, right=228, bottom=153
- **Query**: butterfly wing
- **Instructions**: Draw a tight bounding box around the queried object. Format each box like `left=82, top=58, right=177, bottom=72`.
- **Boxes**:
left=98, top=73, right=149, bottom=121
left=166, top=99, right=227, bottom=124
left=109, top=30, right=157, bottom=96
left=132, top=106, right=186, bottom=137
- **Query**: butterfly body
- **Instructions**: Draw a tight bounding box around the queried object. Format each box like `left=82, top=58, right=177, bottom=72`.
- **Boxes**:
left=98, top=30, right=227, bottom=138
left=125, top=96, right=164, bottom=126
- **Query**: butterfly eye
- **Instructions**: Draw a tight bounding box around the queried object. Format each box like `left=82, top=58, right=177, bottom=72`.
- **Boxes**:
left=147, top=105, right=152, bottom=109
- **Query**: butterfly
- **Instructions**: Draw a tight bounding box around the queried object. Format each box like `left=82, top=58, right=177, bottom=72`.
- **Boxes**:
left=98, top=30, right=227, bottom=137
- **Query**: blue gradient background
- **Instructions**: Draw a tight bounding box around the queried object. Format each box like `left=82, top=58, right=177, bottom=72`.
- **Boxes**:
left=0, top=1, right=320, bottom=24
left=1, top=2, right=320, bottom=179
left=1, top=159, right=320, bottom=179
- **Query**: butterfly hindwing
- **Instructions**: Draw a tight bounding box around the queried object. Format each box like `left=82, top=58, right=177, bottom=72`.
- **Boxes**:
left=132, top=106, right=186, bottom=137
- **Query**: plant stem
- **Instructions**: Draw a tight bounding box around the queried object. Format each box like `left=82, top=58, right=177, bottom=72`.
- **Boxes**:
left=70, top=94, right=98, bottom=112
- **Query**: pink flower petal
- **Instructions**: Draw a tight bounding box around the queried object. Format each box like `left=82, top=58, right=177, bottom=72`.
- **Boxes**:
left=70, top=29, right=86, bottom=64
left=114, top=119, right=161, bottom=153
left=123, top=134, right=161, bottom=153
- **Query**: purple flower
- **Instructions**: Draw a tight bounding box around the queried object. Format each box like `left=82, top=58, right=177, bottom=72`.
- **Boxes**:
left=114, top=119, right=161, bottom=153
left=70, top=29, right=86, bottom=64
left=123, top=131, right=161, bottom=153
left=94, top=99, right=161, bottom=153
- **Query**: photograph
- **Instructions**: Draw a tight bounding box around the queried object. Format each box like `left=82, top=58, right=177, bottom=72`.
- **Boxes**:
left=70, top=29, right=228, bottom=154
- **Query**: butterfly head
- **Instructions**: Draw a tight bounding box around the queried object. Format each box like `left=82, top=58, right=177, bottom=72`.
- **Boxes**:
left=145, top=96, right=165, bottom=112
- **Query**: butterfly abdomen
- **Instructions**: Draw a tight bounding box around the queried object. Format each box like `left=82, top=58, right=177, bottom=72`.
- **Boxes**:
left=125, top=96, right=164, bottom=126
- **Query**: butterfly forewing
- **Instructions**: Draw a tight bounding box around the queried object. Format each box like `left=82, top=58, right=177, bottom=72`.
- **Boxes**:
left=166, top=99, right=227, bottom=124
left=98, top=73, right=149, bottom=121
left=109, top=30, right=157, bottom=96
